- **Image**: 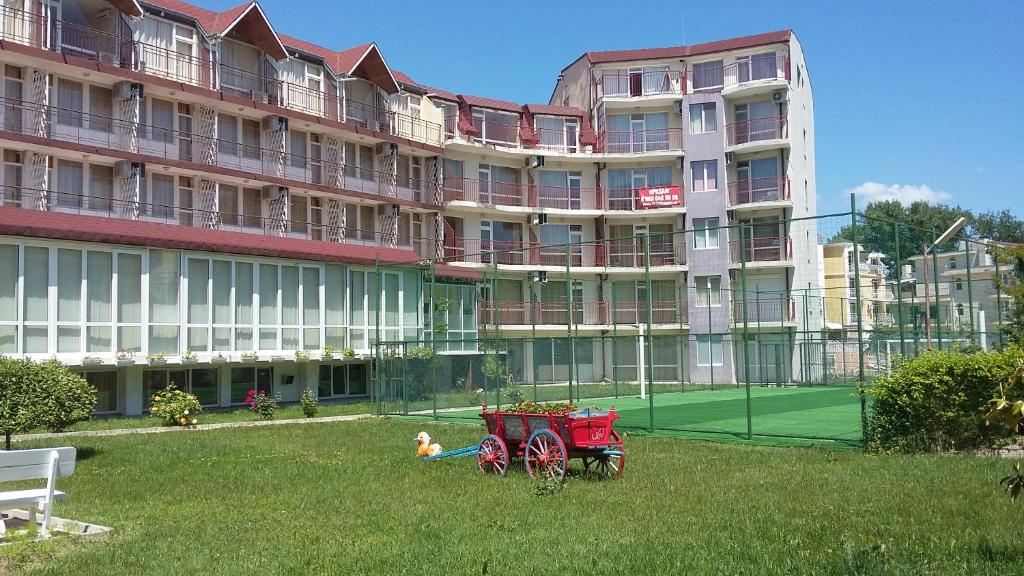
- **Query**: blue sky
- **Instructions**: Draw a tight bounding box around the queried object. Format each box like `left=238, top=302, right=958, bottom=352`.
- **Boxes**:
left=219, top=0, right=1022, bottom=216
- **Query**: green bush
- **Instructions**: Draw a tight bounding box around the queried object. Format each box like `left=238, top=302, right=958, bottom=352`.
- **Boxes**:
left=867, top=347, right=1024, bottom=452
left=300, top=388, right=319, bottom=418
left=0, top=357, right=96, bottom=448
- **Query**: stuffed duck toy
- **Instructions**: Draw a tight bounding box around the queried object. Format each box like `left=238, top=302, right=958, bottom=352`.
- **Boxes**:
left=415, top=431, right=442, bottom=457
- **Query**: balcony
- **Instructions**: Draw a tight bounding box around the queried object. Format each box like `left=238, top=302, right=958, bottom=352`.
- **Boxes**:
left=531, top=126, right=581, bottom=154
left=721, top=56, right=789, bottom=97
left=732, top=296, right=796, bottom=324
left=441, top=177, right=529, bottom=208
left=727, top=177, right=790, bottom=206
left=477, top=299, right=687, bottom=326
left=0, top=6, right=133, bottom=66
left=598, top=70, right=681, bottom=99
left=606, top=240, right=686, bottom=268
left=605, top=186, right=684, bottom=211
left=612, top=301, right=688, bottom=325
left=443, top=237, right=530, bottom=266
left=596, top=128, right=683, bottom=154
left=534, top=184, right=602, bottom=211
left=0, top=98, right=431, bottom=205
left=0, top=185, right=431, bottom=255
left=729, top=236, right=793, bottom=264
left=725, top=117, right=788, bottom=150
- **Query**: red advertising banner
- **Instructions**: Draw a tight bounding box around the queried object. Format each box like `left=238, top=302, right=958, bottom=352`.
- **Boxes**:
left=637, top=185, right=682, bottom=208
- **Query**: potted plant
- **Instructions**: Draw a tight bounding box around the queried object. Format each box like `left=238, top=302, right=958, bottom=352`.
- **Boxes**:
left=181, top=349, right=198, bottom=364
left=116, top=348, right=136, bottom=366
left=294, top=350, right=311, bottom=362
left=211, top=353, right=228, bottom=364
left=341, top=347, right=356, bottom=359
left=81, top=355, right=104, bottom=367
left=322, top=346, right=334, bottom=360
left=240, top=351, right=259, bottom=363
left=146, top=351, right=168, bottom=365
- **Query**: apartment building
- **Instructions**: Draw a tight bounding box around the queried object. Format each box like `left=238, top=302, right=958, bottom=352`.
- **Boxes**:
left=0, top=0, right=819, bottom=413
left=820, top=242, right=895, bottom=333
left=432, top=29, right=819, bottom=385
left=904, top=239, right=1017, bottom=347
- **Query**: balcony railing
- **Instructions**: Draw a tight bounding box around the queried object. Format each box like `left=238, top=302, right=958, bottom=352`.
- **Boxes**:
left=441, top=177, right=528, bottom=207
left=531, top=126, right=581, bottom=153
left=218, top=62, right=281, bottom=104
left=612, top=301, right=688, bottom=325
left=729, top=236, right=793, bottom=264
left=728, top=177, right=790, bottom=205
left=732, top=297, right=796, bottom=323
left=136, top=42, right=214, bottom=88
left=723, top=56, right=788, bottom=87
left=534, top=184, right=601, bottom=210
left=0, top=98, right=433, bottom=204
left=478, top=300, right=687, bottom=326
left=0, top=6, right=133, bottom=66
left=443, top=238, right=684, bottom=268
left=596, top=128, right=683, bottom=154
left=0, top=185, right=431, bottom=255
left=472, top=117, right=520, bottom=147
left=726, top=117, right=788, bottom=146
left=690, top=63, right=725, bottom=91
left=599, top=70, right=680, bottom=98
left=605, top=187, right=684, bottom=211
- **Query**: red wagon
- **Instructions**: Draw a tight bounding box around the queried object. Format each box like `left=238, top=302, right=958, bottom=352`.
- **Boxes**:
left=476, top=406, right=625, bottom=479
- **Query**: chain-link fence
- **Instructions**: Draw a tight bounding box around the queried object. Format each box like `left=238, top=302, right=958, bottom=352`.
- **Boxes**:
left=366, top=202, right=1018, bottom=447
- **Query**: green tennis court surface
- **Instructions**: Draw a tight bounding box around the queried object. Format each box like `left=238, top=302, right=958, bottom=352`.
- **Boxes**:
left=407, top=385, right=864, bottom=448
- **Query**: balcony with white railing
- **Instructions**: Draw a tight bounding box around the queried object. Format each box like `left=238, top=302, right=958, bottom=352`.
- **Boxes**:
left=478, top=299, right=688, bottom=327
left=442, top=237, right=685, bottom=270
left=596, top=128, right=684, bottom=155
left=732, top=296, right=796, bottom=325
left=597, top=69, right=682, bottom=101
left=612, top=301, right=688, bottom=325
left=721, top=55, right=789, bottom=98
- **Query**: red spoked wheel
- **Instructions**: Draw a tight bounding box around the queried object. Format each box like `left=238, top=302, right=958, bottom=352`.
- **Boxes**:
left=525, top=429, right=567, bottom=480
left=476, top=434, right=508, bottom=476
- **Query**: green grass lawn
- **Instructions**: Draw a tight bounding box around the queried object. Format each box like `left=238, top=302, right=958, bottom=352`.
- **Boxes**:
left=4, top=418, right=1022, bottom=575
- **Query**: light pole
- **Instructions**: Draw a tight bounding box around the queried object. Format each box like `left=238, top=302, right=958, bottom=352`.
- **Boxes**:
left=923, top=217, right=968, bottom=348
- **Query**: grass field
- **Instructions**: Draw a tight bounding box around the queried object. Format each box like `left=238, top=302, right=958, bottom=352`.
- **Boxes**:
left=418, top=385, right=865, bottom=447
left=4, top=418, right=1021, bottom=575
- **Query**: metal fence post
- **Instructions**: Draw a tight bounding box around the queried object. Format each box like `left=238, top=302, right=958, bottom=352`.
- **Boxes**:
left=965, top=239, right=975, bottom=345
left=995, top=251, right=1004, bottom=348
left=565, top=241, right=576, bottom=405
left=739, top=223, right=752, bottom=440
left=850, top=195, right=867, bottom=446
left=932, top=248, right=943, bottom=351
left=643, top=232, right=655, bottom=433
left=894, top=222, right=906, bottom=357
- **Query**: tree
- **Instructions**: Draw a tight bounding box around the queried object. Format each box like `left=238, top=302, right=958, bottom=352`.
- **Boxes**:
left=994, top=244, right=1024, bottom=346
left=0, top=358, right=96, bottom=449
left=985, top=358, right=1024, bottom=500
left=971, top=210, right=1024, bottom=244
left=832, top=200, right=972, bottom=270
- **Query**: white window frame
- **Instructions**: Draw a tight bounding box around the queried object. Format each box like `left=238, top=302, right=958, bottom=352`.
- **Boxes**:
left=695, top=276, right=722, bottom=307
left=696, top=334, right=724, bottom=366
left=689, top=102, right=716, bottom=134
left=693, top=217, right=720, bottom=250
left=690, top=160, right=718, bottom=193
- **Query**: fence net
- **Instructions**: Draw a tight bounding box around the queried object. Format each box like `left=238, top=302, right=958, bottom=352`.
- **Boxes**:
left=367, top=207, right=1018, bottom=448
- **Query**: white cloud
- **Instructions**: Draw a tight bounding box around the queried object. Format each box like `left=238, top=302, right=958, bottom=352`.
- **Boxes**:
left=844, top=182, right=953, bottom=205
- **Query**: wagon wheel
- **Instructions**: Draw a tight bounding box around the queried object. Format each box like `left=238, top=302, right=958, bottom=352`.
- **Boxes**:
left=583, top=448, right=625, bottom=479
left=476, top=434, right=509, bottom=476
left=524, top=429, right=567, bottom=481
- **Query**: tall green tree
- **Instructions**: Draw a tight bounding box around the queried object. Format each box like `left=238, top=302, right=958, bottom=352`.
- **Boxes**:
left=832, top=200, right=972, bottom=269
left=971, top=209, right=1024, bottom=243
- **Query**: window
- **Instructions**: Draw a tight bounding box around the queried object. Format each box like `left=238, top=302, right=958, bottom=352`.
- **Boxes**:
left=83, top=371, right=118, bottom=413
left=535, top=116, right=578, bottom=152
left=217, top=114, right=237, bottom=156
left=690, top=160, right=718, bottom=192
left=88, top=164, right=113, bottom=212
left=55, top=79, right=83, bottom=127
left=241, top=119, right=260, bottom=160
left=472, top=109, right=518, bottom=146
left=230, top=366, right=273, bottom=404
left=53, top=159, right=83, bottom=208
left=291, top=195, right=308, bottom=234
left=695, top=276, right=722, bottom=307
left=88, top=85, right=112, bottom=132
left=691, top=60, right=723, bottom=90
left=148, top=250, right=180, bottom=355
left=149, top=173, right=175, bottom=219
left=949, top=258, right=958, bottom=270
left=218, top=184, right=239, bottom=226
left=736, top=52, right=778, bottom=82
left=696, top=334, right=724, bottom=366
left=289, top=130, right=307, bottom=168
left=689, top=102, right=716, bottom=134
left=148, top=98, right=175, bottom=143
left=605, top=113, right=669, bottom=153
left=955, top=279, right=963, bottom=291
left=242, top=188, right=261, bottom=228
left=693, top=217, right=720, bottom=250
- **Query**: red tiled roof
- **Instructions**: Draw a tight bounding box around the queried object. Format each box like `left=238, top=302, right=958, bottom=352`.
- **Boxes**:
left=583, top=29, right=792, bottom=65
left=143, top=0, right=287, bottom=59
left=523, top=104, right=587, bottom=118
left=109, top=0, right=144, bottom=17
left=0, top=207, right=476, bottom=280
left=459, top=94, right=521, bottom=114
left=335, top=43, right=374, bottom=73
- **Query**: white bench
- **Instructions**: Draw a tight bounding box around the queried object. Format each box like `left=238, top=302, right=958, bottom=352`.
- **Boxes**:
left=0, top=447, right=76, bottom=538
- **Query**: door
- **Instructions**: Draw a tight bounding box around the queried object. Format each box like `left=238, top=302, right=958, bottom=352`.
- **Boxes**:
left=628, top=68, right=643, bottom=97
left=2, top=65, right=22, bottom=132
left=257, top=367, right=273, bottom=395
left=178, top=103, right=193, bottom=162
left=630, top=115, right=645, bottom=153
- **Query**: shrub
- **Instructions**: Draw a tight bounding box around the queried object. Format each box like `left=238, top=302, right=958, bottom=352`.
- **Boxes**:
left=246, top=389, right=278, bottom=420
left=505, top=384, right=527, bottom=405
left=150, top=385, right=201, bottom=427
left=867, top=347, right=1024, bottom=452
left=0, top=358, right=97, bottom=448
left=300, top=388, right=319, bottom=418
left=504, top=401, right=576, bottom=414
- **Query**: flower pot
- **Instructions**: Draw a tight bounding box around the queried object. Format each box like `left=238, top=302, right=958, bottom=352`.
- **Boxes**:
left=116, top=359, right=135, bottom=366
